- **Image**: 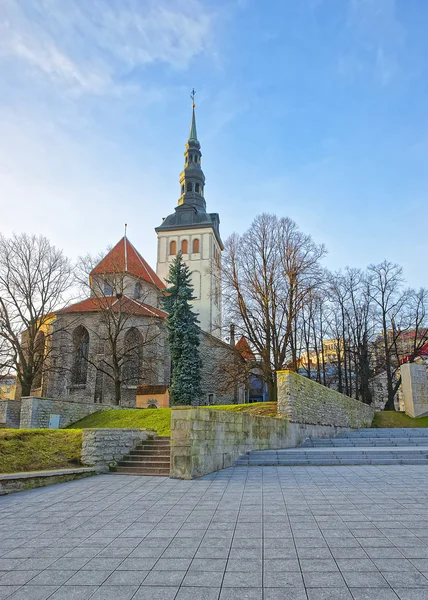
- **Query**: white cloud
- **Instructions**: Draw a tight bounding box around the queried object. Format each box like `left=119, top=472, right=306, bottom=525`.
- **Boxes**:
left=0, top=0, right=214, bottom=95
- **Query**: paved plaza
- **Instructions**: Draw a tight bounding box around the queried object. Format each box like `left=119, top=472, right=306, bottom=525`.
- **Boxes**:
left=1, top=467, right=428, bottom=599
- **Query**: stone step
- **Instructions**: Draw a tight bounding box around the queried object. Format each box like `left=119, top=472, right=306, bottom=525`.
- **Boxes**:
left=112, top=465, right=170, bottom=475
left=118, top=459, right=170, bottom=468
left=110, top=436, right=171, bottom=477
left=129, top=449, right=170, bottom=457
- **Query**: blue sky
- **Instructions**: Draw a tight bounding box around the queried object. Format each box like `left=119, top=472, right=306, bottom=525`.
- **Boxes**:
left=0, top=0, right=426, bottom=288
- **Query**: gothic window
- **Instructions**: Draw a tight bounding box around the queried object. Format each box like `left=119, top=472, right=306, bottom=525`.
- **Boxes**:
left=104, top=281, right=113, bottom=295
left=123, top=328, right=143, bottom=386
left=134, top=281, right=142, bottom=299
left=186, top=182, right=193, bottom=192
left=193, top=238, right=200, bottom=253
left=169, top=240, right=176, bottom=255
left=72, top=326, right=89, bottom=385
left=32, top=331, right=45, bottom=389
left=195, top=183, right=200, bottom=193
left=181, top=240, right=188, bottom=254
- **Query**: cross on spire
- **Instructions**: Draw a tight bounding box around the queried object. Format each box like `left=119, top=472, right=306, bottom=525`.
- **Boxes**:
left=190, top=88, right=196, bottom=107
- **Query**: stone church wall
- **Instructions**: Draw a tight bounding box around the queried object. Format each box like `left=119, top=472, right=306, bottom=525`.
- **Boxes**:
left=45, top=312, right=170, bottom=408
left=199, top=331, right=246, bottom=405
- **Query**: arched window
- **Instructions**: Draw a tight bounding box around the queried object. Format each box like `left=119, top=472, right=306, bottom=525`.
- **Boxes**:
left=134, top=282, right=142, bottom=299
left=104, top=281, right=113, bottom=296
left=193, top=239, right=200, bottom=254
left=181, top=184, right=184, bottom=194
left=195, top=183, right=200, bottom=193
left=32, top=331, right=45, bottom=389
left=181, top=240, right=188, bottom=254
left=169, top=240, right=176, bottom=256
left=123, top=328, right=143, bottom=386
left=72, top=326, right=89, bottom=385
left=186, top=182, right=193, bottom=192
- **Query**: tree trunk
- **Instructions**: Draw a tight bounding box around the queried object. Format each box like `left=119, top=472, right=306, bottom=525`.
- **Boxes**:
left=114, top=379, right=121, bottom=405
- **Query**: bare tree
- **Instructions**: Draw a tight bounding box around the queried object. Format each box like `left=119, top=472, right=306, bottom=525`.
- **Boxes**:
left=0, top=233, right=74, bottom=397
left=222, top=214, right=326, bottom=400
left=74, top=252, right=163, bottom=405
left=368, top=261, right=408, bottom=410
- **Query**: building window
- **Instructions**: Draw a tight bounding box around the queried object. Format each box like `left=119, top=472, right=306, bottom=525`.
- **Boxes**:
left=186, top=182, right=193, bottom=192
left=169, top=240, right=176, bottom=256
left=181, top=184, right=184, bottom=194
left=123, top=328, right=143, bottom=386
left=181, top=240, right=188, bottom=254
left=193, top=238, right=200, bottom=253
left=72, top=326, right=89, bottom=385
left=134, top=282, right=142, bottom=299
left=195, top=183, right=200, bottom=193
left=104, top=281, right=113, bottom=295
left=207, top=393, right=215, bottom=405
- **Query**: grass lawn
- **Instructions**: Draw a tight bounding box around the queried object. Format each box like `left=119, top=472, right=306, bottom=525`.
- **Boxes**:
left=0, top=429, right=82, bottom=474
left=373, top=411, right=428, bottom=428
left=69, top=403, right=278, bottom=436
left=69, top=409, right=172, bottom=436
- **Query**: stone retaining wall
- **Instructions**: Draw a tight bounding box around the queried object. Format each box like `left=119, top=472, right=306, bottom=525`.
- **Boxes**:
left=0, top=400, right=21, bottom=428
left=277, top=370, right=374, bottom=428
left=81, top=428, right=156, bottom=469
left=19, top=397, right=124, bottom=429
left=0, top=468, right=97, bottom=495
left=170, top=407, right=290, bottom=479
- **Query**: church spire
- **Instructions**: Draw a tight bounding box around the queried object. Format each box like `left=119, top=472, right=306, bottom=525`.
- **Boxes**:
left=178, top=89, right=205, bottom=209
left=189, top=88, right=198, bottom=141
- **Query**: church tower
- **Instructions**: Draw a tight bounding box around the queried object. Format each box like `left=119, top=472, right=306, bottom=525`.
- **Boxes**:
left=155, top=93, right=223, bottom=338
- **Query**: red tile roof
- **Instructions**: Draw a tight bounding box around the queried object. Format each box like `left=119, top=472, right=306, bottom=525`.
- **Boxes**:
left=60, top=296, right=167, bottom=318
left=90, top=237, right=164, bottom=290
left=236, top=336, right=255, bottom=360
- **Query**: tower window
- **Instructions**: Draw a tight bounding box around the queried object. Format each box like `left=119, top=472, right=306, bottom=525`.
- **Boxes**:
left=189, top=155, right=193, bottom=162
left=181, top=240, right=188, bottom=254
left=193, top=239, right=200, bottom=253
left=186, top=182, right=192, bottom=192
left=104, top=281, right=113, bottom=295
left=195, top=183, right=200, bottom=193
left=181, top=184, right=184, bottom=195
left=169, top=241, right=176, bottom=256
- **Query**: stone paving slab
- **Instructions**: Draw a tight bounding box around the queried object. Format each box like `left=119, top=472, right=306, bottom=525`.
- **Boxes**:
left=1, top=466, right=428, bottom=598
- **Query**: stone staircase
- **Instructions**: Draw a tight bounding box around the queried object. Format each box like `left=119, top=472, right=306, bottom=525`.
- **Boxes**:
left=110, top=436, right=170, bottom=476
left=235, top=428, right=428, bottom=466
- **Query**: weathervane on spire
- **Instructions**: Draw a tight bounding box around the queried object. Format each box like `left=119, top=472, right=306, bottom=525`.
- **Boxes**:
left=190, top=88, right=196, bottom=108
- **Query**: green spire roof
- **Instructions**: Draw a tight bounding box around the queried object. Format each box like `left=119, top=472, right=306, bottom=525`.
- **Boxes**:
left=189, top=105, right=198, bottom=141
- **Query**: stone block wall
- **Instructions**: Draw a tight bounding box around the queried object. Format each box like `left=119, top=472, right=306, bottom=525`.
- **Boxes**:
left=401, top=363, right=428, bottom=418
left=199, top=332, right=246, bottom=405
left=277, top=370, right=374, bottom=428
left=0, top=400, right=21, bottom=428
left=19, top=397, right=125, bottom=429
left=170, top=407, right=290, bottom=479
left=81, top=428, right=156, bottom=469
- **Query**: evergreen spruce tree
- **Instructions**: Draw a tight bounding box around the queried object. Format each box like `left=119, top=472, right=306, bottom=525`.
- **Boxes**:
left=162, top=252, right=202, bottom=405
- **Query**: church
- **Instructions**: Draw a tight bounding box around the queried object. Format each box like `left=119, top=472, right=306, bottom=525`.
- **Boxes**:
left=42, top=99, right=247, bottom=408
